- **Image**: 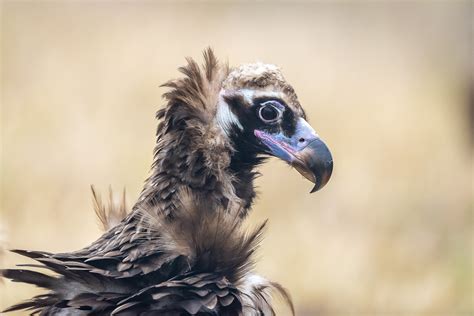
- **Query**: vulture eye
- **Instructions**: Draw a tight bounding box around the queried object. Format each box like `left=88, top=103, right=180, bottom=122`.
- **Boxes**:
left=258, top=101, right=283, bottom=123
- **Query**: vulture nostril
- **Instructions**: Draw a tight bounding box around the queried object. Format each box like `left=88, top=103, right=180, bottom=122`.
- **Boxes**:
left=299, top=138, right=305, bottom=143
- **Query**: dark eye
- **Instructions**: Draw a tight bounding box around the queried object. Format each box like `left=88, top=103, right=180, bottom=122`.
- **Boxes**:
left=258, top=103, right=282, bottom=123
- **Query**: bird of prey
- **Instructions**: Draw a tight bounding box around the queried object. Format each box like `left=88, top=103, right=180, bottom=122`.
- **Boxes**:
left=2, top=49, right=333, bottom=315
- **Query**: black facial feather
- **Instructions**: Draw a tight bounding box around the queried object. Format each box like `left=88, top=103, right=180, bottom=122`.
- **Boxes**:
left=280, top=104, right=298, bottom=137
left=222, top=94, right=266, bottom=211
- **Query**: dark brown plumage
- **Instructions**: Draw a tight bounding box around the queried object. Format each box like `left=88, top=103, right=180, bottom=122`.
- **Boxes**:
left=2, top=49, right=333, bottom=315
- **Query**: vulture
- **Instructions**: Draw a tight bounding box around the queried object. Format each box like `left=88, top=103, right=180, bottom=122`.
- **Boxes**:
left=2, top=49, right=333, bottom=315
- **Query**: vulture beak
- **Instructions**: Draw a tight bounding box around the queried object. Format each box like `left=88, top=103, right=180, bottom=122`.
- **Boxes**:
left=254, top=118, right=333, bottom=193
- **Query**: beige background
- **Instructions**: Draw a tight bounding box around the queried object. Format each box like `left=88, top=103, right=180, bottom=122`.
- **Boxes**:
left=1, top=1, right=472, bottom=315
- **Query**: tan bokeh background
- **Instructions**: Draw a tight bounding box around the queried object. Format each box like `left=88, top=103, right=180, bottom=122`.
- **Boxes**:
left=1, top=1, right=472, bottom=315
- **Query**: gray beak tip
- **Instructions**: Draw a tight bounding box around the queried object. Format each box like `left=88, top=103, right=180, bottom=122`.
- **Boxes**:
left=309, top=159, right=333, bottom=193
left=297, top=139, right=333, bottom=194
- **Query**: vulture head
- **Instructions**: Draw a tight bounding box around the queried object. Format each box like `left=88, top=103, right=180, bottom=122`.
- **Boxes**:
left=216, top=62, right=333, bottom=193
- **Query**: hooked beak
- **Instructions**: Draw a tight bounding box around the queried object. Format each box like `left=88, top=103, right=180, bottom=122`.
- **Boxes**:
left=254, top=118, right=333, bottom=193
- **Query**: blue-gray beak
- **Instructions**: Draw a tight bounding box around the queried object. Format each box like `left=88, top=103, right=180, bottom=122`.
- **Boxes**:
left=254, top=118, right=333, bottom=193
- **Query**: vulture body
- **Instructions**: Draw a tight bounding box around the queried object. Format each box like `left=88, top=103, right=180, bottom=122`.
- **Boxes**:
left=3, top=49, right=333, bottom=315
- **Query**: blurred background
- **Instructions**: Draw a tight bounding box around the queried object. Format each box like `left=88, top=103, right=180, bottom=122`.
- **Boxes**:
left=1, top=1, right=472, bottom=315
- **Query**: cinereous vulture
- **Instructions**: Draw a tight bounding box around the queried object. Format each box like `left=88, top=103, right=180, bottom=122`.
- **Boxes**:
left=2, top=49, right=333, bottom=315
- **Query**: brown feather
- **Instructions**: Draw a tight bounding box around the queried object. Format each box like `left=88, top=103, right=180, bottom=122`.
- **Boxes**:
left=3, top=48, right=296, bottom=315
left=91, top=185, right=128, bottom=231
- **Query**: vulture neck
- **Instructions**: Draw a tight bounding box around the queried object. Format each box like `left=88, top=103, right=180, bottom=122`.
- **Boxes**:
left=136, top=124, right=258, bottom=218
left=228, top=150, right=259, bottom=212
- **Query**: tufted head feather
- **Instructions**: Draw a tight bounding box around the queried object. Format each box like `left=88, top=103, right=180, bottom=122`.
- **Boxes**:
left=222, top=62, right=303, bottom=115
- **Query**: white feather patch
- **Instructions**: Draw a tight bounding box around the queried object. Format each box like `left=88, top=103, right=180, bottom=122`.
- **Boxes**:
left=240, top=88, right=255, bottom=104
left=242, top=88, right=284, bottom=102
left=240, top=274, right=273, bottom=316
left=216, top=90, right=243, bottom=135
